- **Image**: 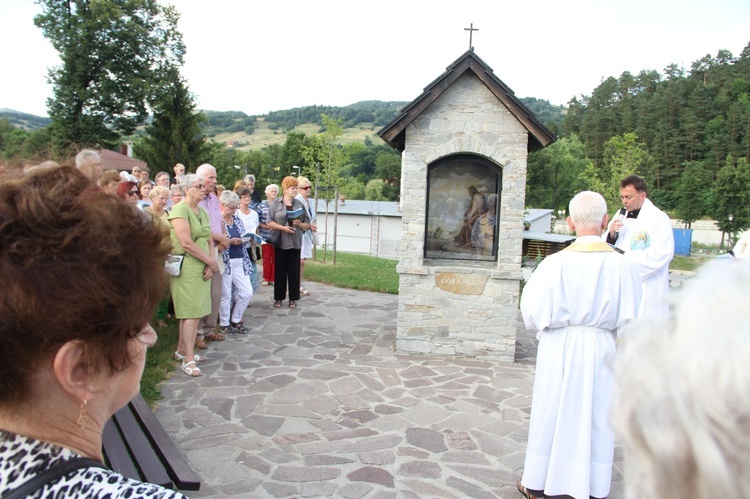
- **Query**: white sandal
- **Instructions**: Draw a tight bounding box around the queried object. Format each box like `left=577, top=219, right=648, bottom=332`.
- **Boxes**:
left=181, top=360, right=203, bottom=377
left=174, top=351, right=205, bottom=362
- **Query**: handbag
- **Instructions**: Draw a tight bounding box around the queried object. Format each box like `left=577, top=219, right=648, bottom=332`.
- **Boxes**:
left=165, top=254, right=185, bottom=276
left=265, top=230, right=281, bottom=246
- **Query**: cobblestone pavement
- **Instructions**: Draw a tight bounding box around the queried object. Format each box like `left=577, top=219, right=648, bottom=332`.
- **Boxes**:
left=156, top=280, right=628, bottom=499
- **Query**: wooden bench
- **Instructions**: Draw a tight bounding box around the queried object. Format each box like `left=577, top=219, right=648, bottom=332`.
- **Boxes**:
left=102, top=394, right=200, bottom=491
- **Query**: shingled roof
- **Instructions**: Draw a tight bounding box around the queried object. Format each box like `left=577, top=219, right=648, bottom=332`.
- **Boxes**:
left=377, top=50, right=557, bottom=153
left=99, top=149, right=147, bottom=172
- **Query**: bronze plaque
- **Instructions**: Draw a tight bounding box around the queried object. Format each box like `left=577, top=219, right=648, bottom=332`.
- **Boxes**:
left=435, top=273, right=488, bottom=295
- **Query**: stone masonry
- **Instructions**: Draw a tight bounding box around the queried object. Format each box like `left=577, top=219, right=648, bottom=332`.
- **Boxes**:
left=396, top=73, right=529, bottom=362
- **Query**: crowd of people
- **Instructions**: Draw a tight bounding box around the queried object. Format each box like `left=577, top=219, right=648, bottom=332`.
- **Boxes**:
left=2, top=154, right=745, bottom=498
left=5, top=151, right=319, bottom=380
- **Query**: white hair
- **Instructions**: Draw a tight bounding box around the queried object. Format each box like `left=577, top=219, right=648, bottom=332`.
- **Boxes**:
left=219, top=190, right=239, bottom=206
left=244, top=174, right=256, bottom=183
left=265, top=183, right=278, bottom=194
left=568, top=191, right=607, bottom=231
left=179, top=173, right=203, bottom=190
left=195, top=163, right=215, bottom=177
left=75, top=149, right=101, bottom=168
left=613, top=259, right=750, bottom=499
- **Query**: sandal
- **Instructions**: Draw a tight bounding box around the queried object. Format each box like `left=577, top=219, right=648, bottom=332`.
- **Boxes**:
left=205, top=332, right=225, bottom=341
left=516, top=480, right=543, bottom=499
left=274, top=300, right=282, bottom=308
left=181, top=360, right=203, bottom=377
left=174, top=352, right=205, bottom=362
left=288, top=300, right=297, bottom=309
left=195, top=337, right=208, bottom=349
left=299, top=288, right=310, bottom=296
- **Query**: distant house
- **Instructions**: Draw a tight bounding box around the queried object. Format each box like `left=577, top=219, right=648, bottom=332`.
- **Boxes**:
left=313, top=201, right=573, bottom=260
left=314, top=199, right=402, bottom=259
left=99, top=147, right=146, bottom=172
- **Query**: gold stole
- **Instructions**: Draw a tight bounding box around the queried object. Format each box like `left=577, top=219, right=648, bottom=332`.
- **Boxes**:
left=564, top=241, right=616, bottom=253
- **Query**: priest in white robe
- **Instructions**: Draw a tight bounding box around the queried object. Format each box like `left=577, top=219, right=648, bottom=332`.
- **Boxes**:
left=518, top=191, right=642, bottom=499
left=604, top=175, right=673, bottom=318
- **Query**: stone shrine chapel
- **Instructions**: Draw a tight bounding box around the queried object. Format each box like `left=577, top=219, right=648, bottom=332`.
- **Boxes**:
left=378, top=50, right=556, bottom=362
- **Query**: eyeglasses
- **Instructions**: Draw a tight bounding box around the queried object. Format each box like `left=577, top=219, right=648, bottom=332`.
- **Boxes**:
left=226, top=205, right=239, bottom=210
left=191, top=184, right=204, bottom=189
left=299, top=186, right=311, bottom=190
left=128, top=190, right=138, bottom=196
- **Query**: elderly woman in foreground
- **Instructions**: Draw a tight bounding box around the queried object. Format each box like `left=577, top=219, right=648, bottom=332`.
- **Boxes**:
left=613, top=258, right=750, bottom=499
left=0, top=166, right=185, bottom=497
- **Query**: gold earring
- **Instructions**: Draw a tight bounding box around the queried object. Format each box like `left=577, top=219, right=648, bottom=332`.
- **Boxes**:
left=77, top=399, right=88, bottom=431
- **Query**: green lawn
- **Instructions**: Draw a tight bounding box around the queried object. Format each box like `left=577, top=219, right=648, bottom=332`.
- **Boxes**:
left=141, top=319, right=180, bottom=406
left=304, top=251, right=399, bottom=294
left=670, top=254, right=712, bottom=272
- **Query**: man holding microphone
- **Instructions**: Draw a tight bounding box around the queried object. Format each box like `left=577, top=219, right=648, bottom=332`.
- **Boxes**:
left=605, top=175, right=674, bottom=318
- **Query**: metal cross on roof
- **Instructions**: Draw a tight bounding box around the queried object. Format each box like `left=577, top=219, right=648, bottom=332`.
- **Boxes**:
left=464, top=23, right=478, bottom=51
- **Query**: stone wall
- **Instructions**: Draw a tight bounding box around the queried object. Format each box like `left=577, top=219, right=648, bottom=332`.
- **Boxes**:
left=396, top=73, right=528, bottom=362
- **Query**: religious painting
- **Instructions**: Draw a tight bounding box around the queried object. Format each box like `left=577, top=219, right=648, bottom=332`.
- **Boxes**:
left=425, top=155, right=501, bottom=261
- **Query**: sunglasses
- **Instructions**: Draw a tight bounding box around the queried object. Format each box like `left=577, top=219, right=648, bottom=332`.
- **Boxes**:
left=299, top=186, right=311, bottom=190
left=191, top=184, right=204, bottom=189
left=128, top=191, right=138, bottom=196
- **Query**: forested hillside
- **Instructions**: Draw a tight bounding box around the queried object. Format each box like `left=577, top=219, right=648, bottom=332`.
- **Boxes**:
left=0, top=109, right=51, bottom=131
left=527, top=43, right=750, bottom=234
left=3, top=43, right=748, bottom=234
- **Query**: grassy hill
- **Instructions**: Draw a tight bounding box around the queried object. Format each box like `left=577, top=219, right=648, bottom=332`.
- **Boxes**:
left=3, top=98, right=564, bottom=151
left=199, top=98, right=564, bottom=151
left=207, top=117, right=385, bottom=151
left=0, top=109, right=51, bottom=131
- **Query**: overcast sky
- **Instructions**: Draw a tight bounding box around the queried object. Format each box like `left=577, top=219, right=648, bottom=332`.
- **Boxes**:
left=2, top=0, right=749, bottom=117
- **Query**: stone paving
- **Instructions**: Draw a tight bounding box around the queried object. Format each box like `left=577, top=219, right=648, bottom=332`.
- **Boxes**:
left=155, top=279, right=642, bottom=499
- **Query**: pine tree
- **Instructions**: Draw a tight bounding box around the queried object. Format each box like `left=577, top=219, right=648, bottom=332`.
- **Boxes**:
left=136, top=75, right=205, bottom=172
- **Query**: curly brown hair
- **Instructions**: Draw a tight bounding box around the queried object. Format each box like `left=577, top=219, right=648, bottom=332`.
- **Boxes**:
left=0, top=166, right=171, bottom=405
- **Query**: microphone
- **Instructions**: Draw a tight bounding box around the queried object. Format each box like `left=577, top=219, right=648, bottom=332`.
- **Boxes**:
left=614, top=208, right=627, bottom=239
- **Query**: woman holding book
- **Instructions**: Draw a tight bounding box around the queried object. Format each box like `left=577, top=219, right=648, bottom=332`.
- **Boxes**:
left=267, top=176, right=310, bottom=309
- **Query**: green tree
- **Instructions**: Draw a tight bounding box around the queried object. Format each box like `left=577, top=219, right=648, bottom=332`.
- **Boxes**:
left=300, top=114, right=346, bottom=262
left=0, top=119, right=29, bottom=159
left=365, top=179, right=388, bottom=201
left=578, top=133, right=652, bottom=210
left=526, top=135, right=591, bottom=211
left=374, top=150, right=401, bottom=201
left=339, top=178, right=366, bottom=200
left=712, top=156, right=750, bottom=247
left=34, top=0, right=185, bottom=151
left=135, top=74, right=205, bottom=173
left=675, top=160, right=711, bottom=228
